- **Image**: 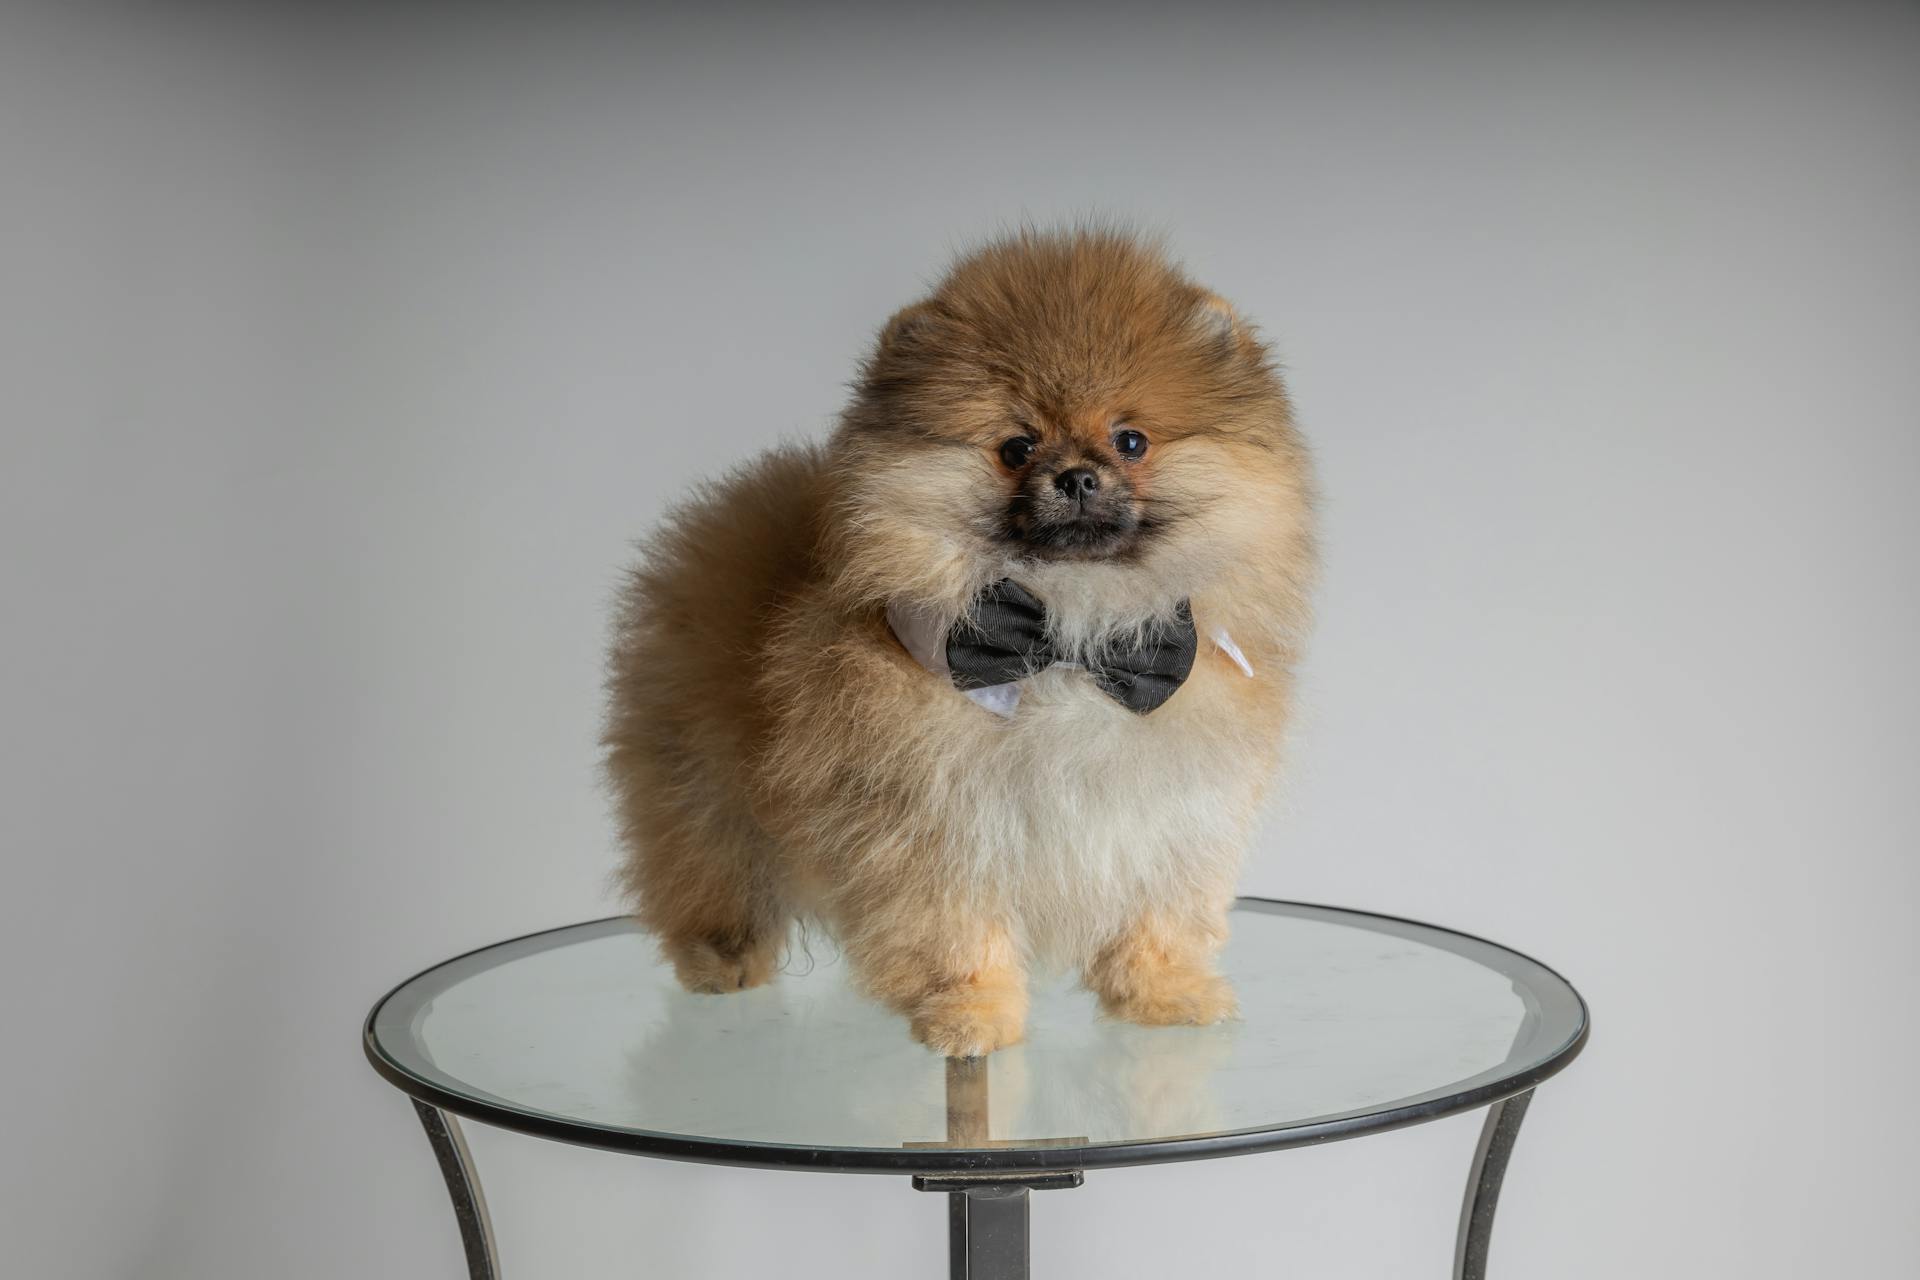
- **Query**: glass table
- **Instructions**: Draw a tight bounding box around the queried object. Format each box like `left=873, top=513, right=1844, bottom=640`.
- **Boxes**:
left=364, top=898, right=1588, bottom=1279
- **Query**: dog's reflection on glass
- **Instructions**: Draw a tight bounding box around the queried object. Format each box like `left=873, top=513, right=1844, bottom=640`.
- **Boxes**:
left=618, top=954, right=1238, bottom=1152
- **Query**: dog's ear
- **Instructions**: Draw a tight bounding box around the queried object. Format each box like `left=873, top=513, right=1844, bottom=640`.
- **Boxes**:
left=1191, top=292, right=1245, bottom=350
left=879, top=301, right=939, bottom=355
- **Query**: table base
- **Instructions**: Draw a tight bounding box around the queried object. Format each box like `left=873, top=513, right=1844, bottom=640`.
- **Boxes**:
left=406, top=1088, right=1537, bottom=1279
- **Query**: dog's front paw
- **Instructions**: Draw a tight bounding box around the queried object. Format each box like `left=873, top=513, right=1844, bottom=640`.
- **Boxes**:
left=909, top=984, right=1028, bottom=1057
left=1099, top=969, right=1238, bottom=1027
left=662, top=934, right=780, bottom=994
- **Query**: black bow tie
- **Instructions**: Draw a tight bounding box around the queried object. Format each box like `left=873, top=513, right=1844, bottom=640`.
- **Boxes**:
left=945, top=579, right=1199, bottom=715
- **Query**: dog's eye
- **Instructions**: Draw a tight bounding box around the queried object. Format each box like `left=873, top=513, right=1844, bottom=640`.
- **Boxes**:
left=999, top=437, right=1036, bottom=469
left=1113, top=429, right=1149, bottom=459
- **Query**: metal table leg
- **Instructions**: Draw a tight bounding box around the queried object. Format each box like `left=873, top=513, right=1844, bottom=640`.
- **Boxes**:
left=905, top=1057, right=1086, bottom=1278
left=1453, top=1090, right=1533, bottom=1280
left=413, top=1100, right=502, bottom=1280
left=947, top=1184, right=1030, bottom=1279
left=914, top=1172, right=1082, bottom=1280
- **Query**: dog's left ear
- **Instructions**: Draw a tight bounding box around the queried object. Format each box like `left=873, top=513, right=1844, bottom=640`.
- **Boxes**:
left=1191, top=293, right=1247, bottom=351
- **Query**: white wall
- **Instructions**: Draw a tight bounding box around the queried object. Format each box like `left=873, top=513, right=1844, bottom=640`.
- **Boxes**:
left=4, top=3, right=1916, bottom=1276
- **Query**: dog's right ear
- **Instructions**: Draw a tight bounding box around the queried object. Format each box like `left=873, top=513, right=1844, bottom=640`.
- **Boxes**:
left=878, top=302, right=938, bottom=355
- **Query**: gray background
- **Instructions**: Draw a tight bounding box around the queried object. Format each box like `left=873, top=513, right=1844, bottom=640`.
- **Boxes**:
left=3, top=3, right=1916, bottom=1276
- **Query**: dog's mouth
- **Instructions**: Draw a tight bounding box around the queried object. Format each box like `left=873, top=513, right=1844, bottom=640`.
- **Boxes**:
left=1002, top=498, right=1144, bottom=560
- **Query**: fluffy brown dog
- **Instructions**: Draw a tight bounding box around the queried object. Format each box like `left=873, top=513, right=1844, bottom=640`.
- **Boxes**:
left=604, top=228, right=1315, bottom=1056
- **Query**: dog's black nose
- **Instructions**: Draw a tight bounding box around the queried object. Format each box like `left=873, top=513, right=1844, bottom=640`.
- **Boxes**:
left=1053, top=467, right=1100, bottom=501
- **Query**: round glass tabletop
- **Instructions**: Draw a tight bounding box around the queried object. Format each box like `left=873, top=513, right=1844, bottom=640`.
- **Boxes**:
left=364, top=899, right=1587, bottom=1174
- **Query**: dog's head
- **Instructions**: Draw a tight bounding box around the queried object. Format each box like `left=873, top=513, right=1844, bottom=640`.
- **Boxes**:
left=829, top=229, right=1311, bottom=632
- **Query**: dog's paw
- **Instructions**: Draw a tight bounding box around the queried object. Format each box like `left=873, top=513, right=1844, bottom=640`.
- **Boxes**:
left=663, top=935, right=780, bottom=994
left=1099, top=969, right=1238, bottom=1027
left=909, top=984, right=1027, bottom=1057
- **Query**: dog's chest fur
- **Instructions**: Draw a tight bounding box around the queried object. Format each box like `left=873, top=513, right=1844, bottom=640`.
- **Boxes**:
left=924, top=658, right=1266, bottom=961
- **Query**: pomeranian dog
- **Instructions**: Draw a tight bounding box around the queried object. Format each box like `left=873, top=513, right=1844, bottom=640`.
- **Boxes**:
left=604, top=228, right=1314, bottom=1057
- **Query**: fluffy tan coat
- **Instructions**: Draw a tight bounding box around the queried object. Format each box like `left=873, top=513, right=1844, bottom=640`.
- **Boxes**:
left=604, top=228, right=1315, bottom=1056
